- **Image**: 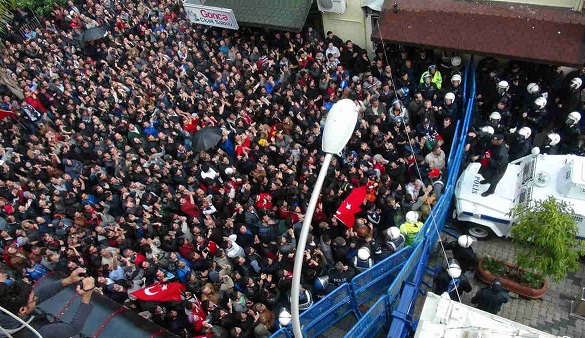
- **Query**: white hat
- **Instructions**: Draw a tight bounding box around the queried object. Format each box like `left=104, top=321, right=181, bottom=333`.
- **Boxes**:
left=228, top=234, right=237, bottom=242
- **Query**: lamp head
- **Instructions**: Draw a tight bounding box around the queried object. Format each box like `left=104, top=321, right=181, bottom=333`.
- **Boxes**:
left=322, top=99, right=358, bottom=155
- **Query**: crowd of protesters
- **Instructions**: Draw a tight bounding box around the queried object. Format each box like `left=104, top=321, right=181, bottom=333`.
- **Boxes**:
left=0, top=0, right=583, bottom=337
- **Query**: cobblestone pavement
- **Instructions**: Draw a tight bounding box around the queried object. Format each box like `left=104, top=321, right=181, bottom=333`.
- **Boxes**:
left=425, top=235, right=585, bottom=338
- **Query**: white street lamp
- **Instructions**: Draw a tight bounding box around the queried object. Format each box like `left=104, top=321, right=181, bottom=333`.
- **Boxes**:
left=290, top=99, right=359, bottom=338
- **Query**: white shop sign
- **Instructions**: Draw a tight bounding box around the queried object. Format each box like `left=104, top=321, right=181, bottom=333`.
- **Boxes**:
left=183, top=4, right=239, bottom=30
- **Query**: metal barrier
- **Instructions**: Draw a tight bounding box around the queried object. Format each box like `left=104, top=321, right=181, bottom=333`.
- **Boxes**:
left=386, top=242, right=425, bottom=306
left=269, top=58, right=476, bottom=338
left=299, top=283, right=356, bottom=337
left=447, top=120, right=461, bottom=172
left=271, top=328, right=292, bottom=338
left=350, top=246, right=412, bottom=313
left=386, top=57, right=477, bottom=338
left=344, top=296, right=388, bottom=338
left=18, top=15, right=43, bottom=37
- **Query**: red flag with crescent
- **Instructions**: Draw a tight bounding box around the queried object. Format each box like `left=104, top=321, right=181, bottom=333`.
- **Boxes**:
left=335, top=186, right=367, bottom=229
left=131, top=282, right=185, bottom=302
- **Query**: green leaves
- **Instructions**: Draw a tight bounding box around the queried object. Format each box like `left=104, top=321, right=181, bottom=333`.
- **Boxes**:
left=510, top=196, right=581, bottom=282
left=0, top=0, right=16, bottom=33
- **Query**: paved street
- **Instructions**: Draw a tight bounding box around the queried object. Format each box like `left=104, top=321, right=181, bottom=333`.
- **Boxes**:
left=426, top=236, right=585, bottom=337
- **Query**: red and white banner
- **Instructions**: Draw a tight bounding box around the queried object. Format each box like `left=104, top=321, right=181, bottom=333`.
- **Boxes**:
left=0, top=109, right=17, bottom=120
left=131, top=282, right=185, bottom=302
left=335, top=186, right=367, bottom=228
left=188, top=295, right=207, bottom=333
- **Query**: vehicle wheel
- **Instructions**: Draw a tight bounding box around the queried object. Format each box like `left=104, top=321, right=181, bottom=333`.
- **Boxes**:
left=467, top=225, right=492, bottom=240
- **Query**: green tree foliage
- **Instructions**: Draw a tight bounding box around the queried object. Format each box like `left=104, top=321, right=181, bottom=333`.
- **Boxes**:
left=0, top=0, right=17, bottom=33
left=510, top=196, right=585, bottom=282
left=16, top=0, right=64, bottom=16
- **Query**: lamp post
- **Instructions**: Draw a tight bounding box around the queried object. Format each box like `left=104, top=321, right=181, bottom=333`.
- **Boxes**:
left=290, top=99, right=359, bottom=338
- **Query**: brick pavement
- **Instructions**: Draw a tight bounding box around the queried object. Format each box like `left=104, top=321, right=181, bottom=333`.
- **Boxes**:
left=425, top=236, right=585, bottom=337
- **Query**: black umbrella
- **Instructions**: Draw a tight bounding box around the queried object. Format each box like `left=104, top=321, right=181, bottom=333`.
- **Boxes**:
left=80, top=27, right=108, bottom=42
left=191, top=126, right=223, bottom=152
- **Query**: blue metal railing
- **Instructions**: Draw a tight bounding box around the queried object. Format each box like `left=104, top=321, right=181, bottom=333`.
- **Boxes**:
left=387, top=57, right=477, bottom=338
left=270, top=58, right=477, bottom=338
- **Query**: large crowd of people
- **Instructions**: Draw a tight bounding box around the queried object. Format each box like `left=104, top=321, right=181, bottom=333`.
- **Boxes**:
left=0, top=0, right=583, bottom=337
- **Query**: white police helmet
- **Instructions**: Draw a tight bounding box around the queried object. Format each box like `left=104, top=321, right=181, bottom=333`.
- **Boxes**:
left=518, top=127, right=532, bottom=139
left=526, top=83, right=540, bottom=94
left=357, top=247, right=370, bottom=260
left=405, top=211, right=418, bottom=223
left=534, top=97, right=547, bottom=109
left=497, top=80, right=509, bottom=91
left=457, top=235, right=473, bottom=248
left=386, top=227, right=401, bottom=241
left=547, top=133, right=560, bottom=146
left=489, top=112, right=501, bottom=123
left=447, top=262, right=462, bottom=279
left=570, top=77, right=583, bottom=90
left=278, top=309, right=292, bottom=326
left=567, top=111, right=581, bottom=125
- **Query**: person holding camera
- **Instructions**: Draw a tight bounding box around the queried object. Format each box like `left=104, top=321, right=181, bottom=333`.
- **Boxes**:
left=0, top=267, right=95, bottom=338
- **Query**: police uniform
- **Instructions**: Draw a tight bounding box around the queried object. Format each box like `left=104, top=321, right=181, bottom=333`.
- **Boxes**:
left=353, top=256, right=374, bottom=273
left=399, top=221, right=423, bottom=246
left=478, top=134, right=509, bottom=196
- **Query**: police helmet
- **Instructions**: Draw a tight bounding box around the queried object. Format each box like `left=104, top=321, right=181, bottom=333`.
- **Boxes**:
left=489, top=112, right=501, bottom=123
left=518, top=127, right=532, bottom=139
left=534, top=97, right=547, bottom=109
left=405, top=211, right=418, bottom=223
left=570, top=77, right=583, bottom=90
left=447, top=262, right=462, bottom=279
left=451, top=74, right=462, bottom=84
left=386, top=227, right=401, bottom=241
left=357, top=247, right=370, bottom=260
left=497, top=81, right=509, bottom=91
left=547, top=133, right=560, bottom=146
left=457, top=235, right=473, bottom=248
left=314, top=275, right=329, bottom=290
left=279, top=309, right=292, bottom=326
left=568, top=111, right=581, bottom=124
left=444, top=92, right=455, bottom=102
left=526, top=83, right=540, bottom=94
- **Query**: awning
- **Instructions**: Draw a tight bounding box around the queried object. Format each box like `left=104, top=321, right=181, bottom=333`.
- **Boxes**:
left=197, top=0, right=312, bottom=32
left=362, top=0, right=385, bottom=11
left=374, top=0, right=585, bottom=66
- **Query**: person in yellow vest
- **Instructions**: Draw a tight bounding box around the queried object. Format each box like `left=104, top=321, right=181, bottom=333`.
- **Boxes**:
left=420, top=64, right=443, bottom=89
left=399, top=211, right=424, bottom=246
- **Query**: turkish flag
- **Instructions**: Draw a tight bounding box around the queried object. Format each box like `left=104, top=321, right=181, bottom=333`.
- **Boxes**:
left=188, top=295, right=207, bottom=333
left=0, top=110, right=16, bottom=120
left=335, top=186, right=367, bottom=229
left=131, top=282, right=185, bottom=302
